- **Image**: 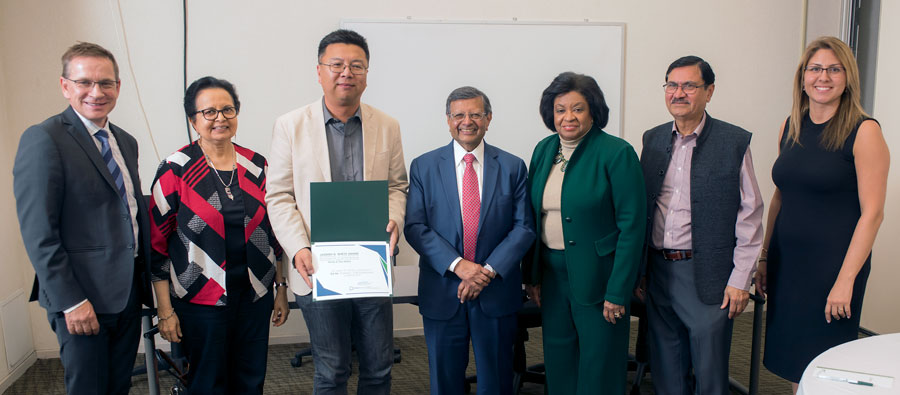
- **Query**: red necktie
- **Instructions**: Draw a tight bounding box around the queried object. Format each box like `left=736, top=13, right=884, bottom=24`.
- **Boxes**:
left=462, top=153, right=480, bottom=262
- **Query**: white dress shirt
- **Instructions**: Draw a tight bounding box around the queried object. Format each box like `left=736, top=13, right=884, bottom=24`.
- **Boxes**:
left=446, top=140, right=494, bottom=274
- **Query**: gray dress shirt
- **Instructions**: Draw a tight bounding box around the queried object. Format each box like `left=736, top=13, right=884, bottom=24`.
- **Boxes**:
left=322, top=98, right=364, bottom=182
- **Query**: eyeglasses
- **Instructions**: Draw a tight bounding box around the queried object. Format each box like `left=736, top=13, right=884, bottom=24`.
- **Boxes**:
left=194, top=107, right=238, bottom=121
left=663, top=82, right=706, bottom=94
left=319, top=62, right=368, bottom=75
left=449, top=112, right=487, bottom=122
left=805, top=66, right=845, bottom=75
left=64, top=77, right=118, bottom=91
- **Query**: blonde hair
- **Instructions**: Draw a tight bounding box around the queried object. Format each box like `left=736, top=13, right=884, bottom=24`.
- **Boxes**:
left=788, top=36, right=867, bottom=151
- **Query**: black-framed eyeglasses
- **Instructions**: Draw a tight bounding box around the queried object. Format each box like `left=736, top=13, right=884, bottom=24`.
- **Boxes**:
left=449, top=112, right=487, bottom=122
left=805, top=66, right=845, bottom=75
left=319, top=62, right=368, bottom=75
left=63, top=77, right=119, bottom=90
left=663, top=82, right=706, bottom=94
left=194, top=107, right=238, bottom=121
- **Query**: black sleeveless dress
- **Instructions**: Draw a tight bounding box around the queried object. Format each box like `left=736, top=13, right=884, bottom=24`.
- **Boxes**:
left=763, top=114, right=873, bottom=382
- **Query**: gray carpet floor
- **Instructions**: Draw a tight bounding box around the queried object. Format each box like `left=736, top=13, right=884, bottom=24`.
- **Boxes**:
left=4, top=312, right=794, bottom=394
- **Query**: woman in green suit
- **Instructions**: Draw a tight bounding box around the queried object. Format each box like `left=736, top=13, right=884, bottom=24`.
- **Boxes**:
left=523, top=72, right=646, bottom=394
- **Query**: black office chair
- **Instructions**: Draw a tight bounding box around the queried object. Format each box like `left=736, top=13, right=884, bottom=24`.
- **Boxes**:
left=627, top=297, right=651, bottom=395
left=132, top=307, right=189, bottom=395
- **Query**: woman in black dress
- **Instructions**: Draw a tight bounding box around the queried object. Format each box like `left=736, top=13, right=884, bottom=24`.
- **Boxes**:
left=756, top=36, right=889, bottom=393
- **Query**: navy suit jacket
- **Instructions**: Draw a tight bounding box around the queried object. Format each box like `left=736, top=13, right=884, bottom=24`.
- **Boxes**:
left=405, top=142, right=535, bottom=320
left=14, top=106, right=153, bottom=314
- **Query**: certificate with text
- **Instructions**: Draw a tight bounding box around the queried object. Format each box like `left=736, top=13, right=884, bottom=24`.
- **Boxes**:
left=311, top=242, right=393, bottom=301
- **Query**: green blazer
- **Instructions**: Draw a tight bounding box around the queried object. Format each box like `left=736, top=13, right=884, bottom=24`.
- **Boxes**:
left=522, top=127, right=646, bottom=306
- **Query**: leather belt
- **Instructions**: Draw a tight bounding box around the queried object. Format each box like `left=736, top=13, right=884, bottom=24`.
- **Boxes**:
left=652, top=248, right=693, bottom=261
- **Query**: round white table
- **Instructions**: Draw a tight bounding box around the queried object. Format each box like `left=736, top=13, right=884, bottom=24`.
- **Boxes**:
left=796, top=332, right=900, bottom=394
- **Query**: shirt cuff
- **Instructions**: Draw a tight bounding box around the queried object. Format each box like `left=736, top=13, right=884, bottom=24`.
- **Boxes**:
left=727, top=267, right=754, bottom=291
left=448, top=257, right=463, bottom=273
left=484, top=264, right=495, bottom=273
left=63, top=299, right=88, bottom=314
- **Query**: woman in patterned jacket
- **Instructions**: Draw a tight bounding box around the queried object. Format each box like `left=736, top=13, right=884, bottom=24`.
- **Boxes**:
left=150, top=76, right=289, bottom=394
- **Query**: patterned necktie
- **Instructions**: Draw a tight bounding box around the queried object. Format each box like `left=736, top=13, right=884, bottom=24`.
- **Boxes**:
left=95, top=129, right=128, bottom=205
left=462, top=153, right=480, bottom=262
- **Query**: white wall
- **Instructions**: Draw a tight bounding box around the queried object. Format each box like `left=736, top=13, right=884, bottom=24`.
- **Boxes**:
left=4, top=0, right=895, bottom=388
left=0, top=31, right=39, bottom=392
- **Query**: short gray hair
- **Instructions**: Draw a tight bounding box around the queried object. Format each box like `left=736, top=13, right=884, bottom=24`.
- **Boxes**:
left=445, top=86, right=492, bottom=115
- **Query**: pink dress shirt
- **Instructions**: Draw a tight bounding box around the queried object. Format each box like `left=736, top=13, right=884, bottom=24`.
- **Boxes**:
left=650, top=115, right=764, bottom=290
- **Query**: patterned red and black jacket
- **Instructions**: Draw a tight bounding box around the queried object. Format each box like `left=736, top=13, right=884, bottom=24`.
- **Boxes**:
left=149, top=141, right=282, bottom=306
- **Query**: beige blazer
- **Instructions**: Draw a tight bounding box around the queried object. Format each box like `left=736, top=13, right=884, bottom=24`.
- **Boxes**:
left=266, top=99, right=409, bottom=295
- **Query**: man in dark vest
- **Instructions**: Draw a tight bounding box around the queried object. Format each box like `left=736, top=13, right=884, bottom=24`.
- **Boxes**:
left=639, top=56, right=764, bottom=395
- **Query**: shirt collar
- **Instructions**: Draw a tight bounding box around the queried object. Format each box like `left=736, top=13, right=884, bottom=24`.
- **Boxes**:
left=322, top=96, right=361, bottom=125
left=73, top=109, right=107, bottom=137
left=671, top=112, right=707, bottom=137
left=453, top=139, right=485, bottom=166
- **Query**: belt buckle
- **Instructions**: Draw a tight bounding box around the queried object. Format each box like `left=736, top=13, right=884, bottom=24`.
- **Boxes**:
left=660, top=249, right=674, bottom=261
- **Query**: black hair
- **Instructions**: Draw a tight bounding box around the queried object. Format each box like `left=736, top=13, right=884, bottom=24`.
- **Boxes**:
left=445, top=86, right=492, bottom=114
left=665, top=55, right=715, bottom=85
left=539, top=72, right=609, bottom=132
left=318, top=29, right=370, bottom=61
left=183, top=76, right=240, bottom=119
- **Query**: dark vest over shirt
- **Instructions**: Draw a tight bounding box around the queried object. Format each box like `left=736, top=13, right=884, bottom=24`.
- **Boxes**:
left=640, top=113, right=751, bottom=304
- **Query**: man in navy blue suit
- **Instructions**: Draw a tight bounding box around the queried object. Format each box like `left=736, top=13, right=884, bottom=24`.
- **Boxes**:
left=405, top=86, right=536, bottom=395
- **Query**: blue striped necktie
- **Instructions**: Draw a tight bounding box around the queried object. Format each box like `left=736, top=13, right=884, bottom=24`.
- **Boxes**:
left=94, top=129, right=129, bottom=204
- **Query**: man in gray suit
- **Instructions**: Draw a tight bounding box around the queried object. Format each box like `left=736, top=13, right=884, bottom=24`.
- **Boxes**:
left=13, top=42, right=152, bottom=394
left=639, top=56, right=764, bottom=395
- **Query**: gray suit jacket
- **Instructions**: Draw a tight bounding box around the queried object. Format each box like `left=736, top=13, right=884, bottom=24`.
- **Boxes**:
left=14, top=106, right=152, bottom=314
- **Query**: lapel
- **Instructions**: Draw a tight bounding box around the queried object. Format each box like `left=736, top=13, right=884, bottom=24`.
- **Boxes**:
left=310, top=100, right=332, bottom=181
left=361, top=103, right=377, bottom=181
left=478, top=143, right=499, bottom=235
left=437, top=143, right=463, bottom=243
left=62, top=107, right=120, bottom=194
left=530, top=136, right=558, bottom=214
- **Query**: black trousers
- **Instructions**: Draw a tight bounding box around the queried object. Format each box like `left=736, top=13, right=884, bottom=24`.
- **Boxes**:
left=48, top=280, right=141, bottom=395
left=173, top=287, right=274, bottom=395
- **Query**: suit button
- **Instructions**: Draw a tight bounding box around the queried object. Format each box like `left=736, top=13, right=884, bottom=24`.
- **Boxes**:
left=128, top=244, right=134, bottom=249
left=658, top=170, right=664, bottom=176
left=564, top=217, right=572, bottom=222
left=568, top=240, right=576, bottom=246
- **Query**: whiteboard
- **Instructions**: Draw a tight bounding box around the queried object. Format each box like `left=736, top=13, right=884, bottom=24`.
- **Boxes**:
left=341, top=20, right=625, bottom=165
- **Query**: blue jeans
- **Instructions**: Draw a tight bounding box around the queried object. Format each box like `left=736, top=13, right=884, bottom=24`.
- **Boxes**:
left=296, top=293, right=393, bottom=395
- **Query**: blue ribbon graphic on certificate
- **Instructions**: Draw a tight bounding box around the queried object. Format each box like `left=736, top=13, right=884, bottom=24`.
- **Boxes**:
left=311, top=242, right=393, bottom=301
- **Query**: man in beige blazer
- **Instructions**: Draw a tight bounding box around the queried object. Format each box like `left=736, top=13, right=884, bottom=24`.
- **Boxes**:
left=266, top=29, right=408, bottom=395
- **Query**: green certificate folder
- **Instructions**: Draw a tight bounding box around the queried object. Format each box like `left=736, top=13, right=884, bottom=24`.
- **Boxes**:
left=310, top=180, right=389, bottom=243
